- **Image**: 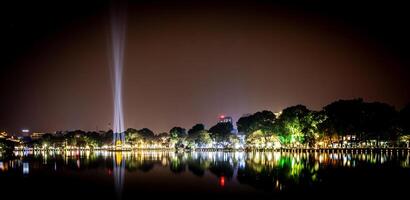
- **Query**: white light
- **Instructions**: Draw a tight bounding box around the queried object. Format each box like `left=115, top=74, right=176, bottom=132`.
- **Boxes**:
left=22, top=129, right=29, bottom=133
left=111, top=5, right=127, bottom=145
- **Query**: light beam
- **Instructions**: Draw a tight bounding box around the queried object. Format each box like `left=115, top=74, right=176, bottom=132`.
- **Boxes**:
left=110, top=4, right=126, bottom=146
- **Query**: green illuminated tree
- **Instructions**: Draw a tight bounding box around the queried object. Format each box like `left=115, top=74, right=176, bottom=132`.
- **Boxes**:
left=302, top=111, right=326, bottom=147
left=274, top=105, right=319, bottom=147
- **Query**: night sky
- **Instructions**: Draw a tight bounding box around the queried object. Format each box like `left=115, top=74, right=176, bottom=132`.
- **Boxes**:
left=1, top=0, right=409, bottom=135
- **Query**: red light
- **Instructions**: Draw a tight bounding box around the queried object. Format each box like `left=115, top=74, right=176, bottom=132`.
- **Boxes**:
left=219, top=115, right=225, bottom=119
left=219, top=176, right=225, bottom=187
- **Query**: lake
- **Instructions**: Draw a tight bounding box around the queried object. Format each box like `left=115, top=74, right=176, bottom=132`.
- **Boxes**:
left=1, top=150, right=409, bottom=199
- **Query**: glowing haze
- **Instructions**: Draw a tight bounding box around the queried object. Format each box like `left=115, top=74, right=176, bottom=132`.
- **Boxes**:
left=111, top=5, right=126, bottom=143
left=1, top=1, right=409, bottom=135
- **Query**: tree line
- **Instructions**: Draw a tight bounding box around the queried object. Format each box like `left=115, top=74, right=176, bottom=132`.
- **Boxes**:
left=3, top=98, right=410, bottom=151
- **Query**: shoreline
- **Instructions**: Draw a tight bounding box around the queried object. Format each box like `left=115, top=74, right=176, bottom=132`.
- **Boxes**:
left=9, top=147, right=410, bottom=153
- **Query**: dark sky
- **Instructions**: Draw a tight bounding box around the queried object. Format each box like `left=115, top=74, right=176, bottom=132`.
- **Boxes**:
left=1, top=0, right=409, bottom=135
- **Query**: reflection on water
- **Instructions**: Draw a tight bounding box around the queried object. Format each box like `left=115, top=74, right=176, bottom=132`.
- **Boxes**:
left=1, top=150, right=410, bottom=198
left=22, top=162, right=29, bottom=175
left=114, top=152, right=125, bottom=199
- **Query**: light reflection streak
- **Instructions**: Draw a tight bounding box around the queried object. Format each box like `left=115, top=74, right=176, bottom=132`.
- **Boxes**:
left=113, top=152, right=125, bottom=200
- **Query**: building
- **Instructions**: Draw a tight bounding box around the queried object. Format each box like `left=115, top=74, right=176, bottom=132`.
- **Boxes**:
left=30, top=132, right=46, bottom=140
left=218, top=115, right=233, bottom=124
left=0, top=131, right=21, bottom=143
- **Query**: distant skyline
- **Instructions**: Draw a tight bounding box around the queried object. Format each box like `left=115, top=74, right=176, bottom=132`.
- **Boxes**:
left=1, top=0, right=409, bottom=135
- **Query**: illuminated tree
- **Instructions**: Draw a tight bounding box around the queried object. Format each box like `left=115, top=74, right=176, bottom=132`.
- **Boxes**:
left=155, top=132, right=170, bottom=148
left=195, top=131, right=213, bottom=148
left=170, top=127, right=187, bottom=149
left=274, top=105, right=318, bottom=147
left=302, top=111, right=326, bottom=147
left=125, top=129, right=143, bottom=147
left=227, top=134, right=240, bottom=149
left=170, top=127, right=187, bottom=138
left=209, top=122, right=233, bottom=148
left=186, top=124, right=207, bottom=148
left=82, top=132, right=102, bottom=148
left=237, top=110, right=275, bottom=135
left=186, top=129, right=213, bottom=149
left=246, top=130, right=266, bottom=149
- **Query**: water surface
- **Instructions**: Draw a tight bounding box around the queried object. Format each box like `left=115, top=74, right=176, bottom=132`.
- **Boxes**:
left=1, top=150, right=409, bottom=199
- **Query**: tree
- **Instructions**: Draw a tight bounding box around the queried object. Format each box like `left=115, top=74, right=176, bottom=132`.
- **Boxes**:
left=63, top=130, right=87, bottom=147
left=170, top=127, right=187, bottom=138
left=137, top=128, right=155, bottom=147
left=302, top=111, right=326, bottom=147
left=274, top=105, right=326, bottom=147
left=227, top=134, right=240, bottom=149
left=186, top=129, right=213, bottom=149
left=246, top=130, right=266, bottom=149
left=399, top=104, right=410, bottom=134
left=274, top=105, right=315, bottom=147
left=321, top=99, right=365, bottom=146
left=237, top=110, right=275, bottom=135
left=246, top=130, right=281, bottom=149
left=83, top=131, right=102, bottom=148
left=0, top=138, right=16, bottom=153
left=138, top=128, right=155, bottom=139
left=188, top=124, right=205, bottom=136
left=398, top=104, right=410, bottom=147
left=156, top=132, right=170, bottom=148
left=397, top=103, right=410, bottom=148
left=170, top=127, right=187, bottom=148
left=126, top=128, right=138, bottom=134
left=361, top=102, right=397, bottom=147
left=209, top=122, right=233, bottom=148
left=195, top=131, right=212, bottom=148
left=125, top=128, right=143, bottom=146
left=321, top=99, right=398, bottom=147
